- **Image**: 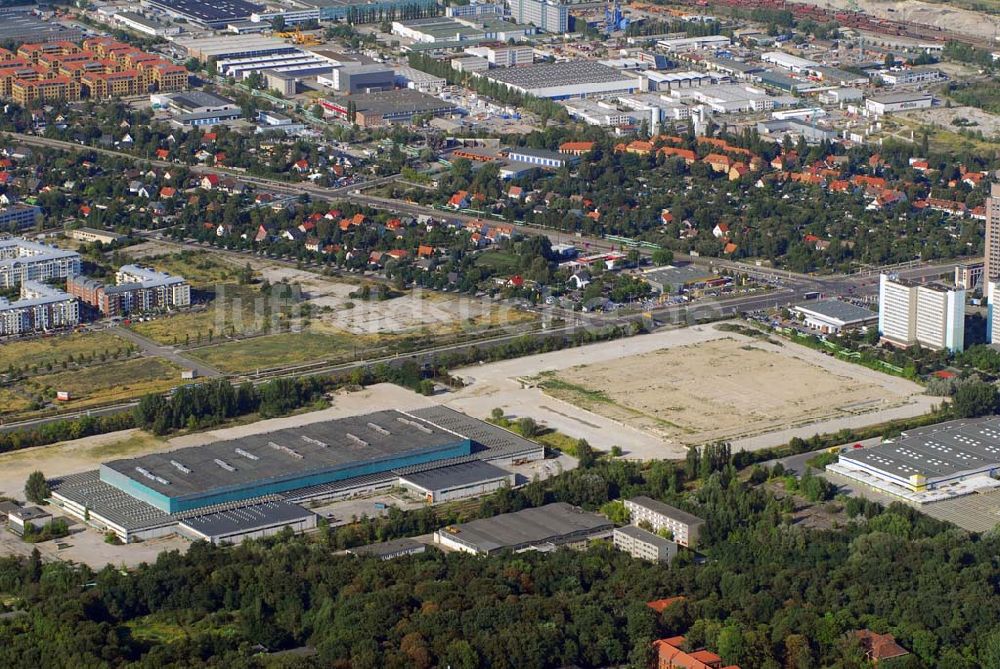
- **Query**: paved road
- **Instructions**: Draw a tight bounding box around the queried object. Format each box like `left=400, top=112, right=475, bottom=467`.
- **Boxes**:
left=112, top=326, right=222, bottom=378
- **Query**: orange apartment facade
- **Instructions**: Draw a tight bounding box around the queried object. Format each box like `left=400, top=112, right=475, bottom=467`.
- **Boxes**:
left=2, top=39, right=186, bottom=104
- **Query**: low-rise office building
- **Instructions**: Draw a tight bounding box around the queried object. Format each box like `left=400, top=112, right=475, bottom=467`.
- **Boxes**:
left=623, top=496, right=704, bottom=548
left=613, top=525, right=678, bottom=563
left=791, top=299, right=878, bottom=334
left=68, top=227, right=125, bottom=245
left=7, top=506, right=52, bottom=535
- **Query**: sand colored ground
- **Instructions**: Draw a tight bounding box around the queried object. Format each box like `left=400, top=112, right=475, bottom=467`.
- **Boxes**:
left=541, top=337, right=903, bottom=446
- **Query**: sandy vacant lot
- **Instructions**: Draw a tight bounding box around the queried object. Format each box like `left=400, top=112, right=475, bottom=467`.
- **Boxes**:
left=541, top=337, right=905, bottom=446
left=446, top=323, right=933, bottom=457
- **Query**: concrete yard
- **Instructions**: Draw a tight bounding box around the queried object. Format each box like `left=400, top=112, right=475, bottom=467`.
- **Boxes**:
left=444, top=323, right=934, bottom=458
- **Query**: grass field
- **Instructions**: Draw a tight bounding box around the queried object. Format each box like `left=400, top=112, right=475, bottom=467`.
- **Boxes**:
left=138, top=251, right=248, bottom=289
left=126, top=612, right=240, bottom=644
left=187, top=330, right=370, bottom=373
left=0, top=389, right=32, bottom=417
left=23, top=357, right=186, bottom=408
left=0, top=331, right=131, bottom=373
left=131, top=284, right=291, bottom=345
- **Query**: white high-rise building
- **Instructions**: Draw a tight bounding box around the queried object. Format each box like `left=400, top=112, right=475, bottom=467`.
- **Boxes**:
left=509, top=0, right=567, bottom=33
left=988, top=281, right=1000, bottom=345
left=878, top=274, right=918, bottom=346
left=879, top=274, right=965, bottom=352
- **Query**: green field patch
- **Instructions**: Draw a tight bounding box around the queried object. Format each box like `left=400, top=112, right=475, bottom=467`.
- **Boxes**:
left=187, top=330, right=367, bottom=373
left=0, top=331, right=131, bottom=374
left=139, top=251, right=248, bottom=290
left=23, top=357, right=186, bottom=407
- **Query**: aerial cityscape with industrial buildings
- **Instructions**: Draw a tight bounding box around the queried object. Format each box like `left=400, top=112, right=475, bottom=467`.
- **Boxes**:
left=1, top=0, right=1000, bottom=663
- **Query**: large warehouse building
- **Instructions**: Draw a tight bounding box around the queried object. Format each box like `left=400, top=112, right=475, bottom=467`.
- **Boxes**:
left=434, top=502, right=613, bottom=555
left=828, top=417, right=1000, bottom=502
left=51, top=407, right=544, bottom=542
left=481, top=61, right=640, bottom=100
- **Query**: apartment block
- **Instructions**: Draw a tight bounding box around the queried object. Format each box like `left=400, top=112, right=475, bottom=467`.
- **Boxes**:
left=0, top=203, right=42, bottom=231
left=0, top=238, right=81, bottom=288
left=623, top=496, right=704, bottom=548
left=68, top=265, right=190, bottom=316
left=1, top=39, right=186, bottom=103
left=986, top=183, right=1000, bottom=282
left=509, top=0, right=567, bottom=33
left=613, top=525, right=677, bottom=563
left=878, top=274, right=964, bottom=352
left=0, top=281, right=79, bottom=336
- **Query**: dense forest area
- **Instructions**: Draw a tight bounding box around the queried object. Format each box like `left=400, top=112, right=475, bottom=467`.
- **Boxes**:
left=1, top=458, right=999, bottom=668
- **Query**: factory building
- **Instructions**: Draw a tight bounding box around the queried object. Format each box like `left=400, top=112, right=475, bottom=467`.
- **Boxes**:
left=323, top=64, right=395, bottom=93
left=177, top=500, right=317, bottom=545
left=679, top=84, right=773, bottom=113
left=613, top=525, right=678, bottom=563
left=144, top=0, right=263, bottom=28
left=482, top=60, right=639, bottom=100
left=394, top=65, right=446, bottom=93
left=255, top=0, right=438, bottom=24
left=623, top=496, right=704, bottom=548
left=398, top=460, right=515, bottom=503
left=50, top=406, right=544, bottom=542
left=656, top=34, right=730, bottom=52
left=562, top=98, right=636, bottom=126
left=0, top=281, right=79, bottom=336
left=347, top=538, right=427, bottom=560
left=864, top=92, right=934, bottom=117
left=760, top=51, right=819, bottom=73
left=0, top=238, right=81, bottom=289
left=878, top=274, right=964, bottom=352
left=434, top=502, right=613, bottom=555
left=0, top=14, right=82, bottom=45
left=829, top=417, right=1000, bottom=501
left=878, top=68, right=945, bottom=86
left=322, top=89, right=459, bottom=127
left=175, top=35, right=297, bottom=63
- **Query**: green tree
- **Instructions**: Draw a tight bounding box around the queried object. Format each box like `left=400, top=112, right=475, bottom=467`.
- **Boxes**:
left=952, top=381, right=998, bottom=418
left=24, top=471, right=50, bottom=504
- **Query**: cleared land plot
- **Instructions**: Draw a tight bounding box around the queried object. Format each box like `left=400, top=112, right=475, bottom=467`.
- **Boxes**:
left=130, top=250, right=249, bottom=289
left=0, top=331, right=130, bottom=373
left=187, top=330, right=369, bottom=373
left=22, top=357, right=186, bottom=408
left=537, top=337, right=909, bottom=446
left=0, top=389, right=32, bottom=417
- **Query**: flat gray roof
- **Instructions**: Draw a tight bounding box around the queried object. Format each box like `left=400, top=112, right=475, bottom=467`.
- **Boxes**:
left=840, top=416, right=1000, bottom=483
left=614, top=524, right=677, bottom=549
left=178, top=500, right=314, bottom=538
left=409, top=406, right=545, bottom=461
left=643, top=264, right=720, bottom=287
left=334, top=89, right=458, bottom=117
left=400, top=460, right=511, bottom=492
left=792, top=299, right=877, bottom=325
left=441, top=502, right=612, bottom=553
left=485, top=61, right=632, bottom=89
left=102, top=410, right=466, bottom=500
left=347, top=537, right=426, bottom=558
left=167, top=90, right=237, bottom=110
left=868, top=91, right=933, bottom=104
left=627, top=496, right=704, bottom=527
